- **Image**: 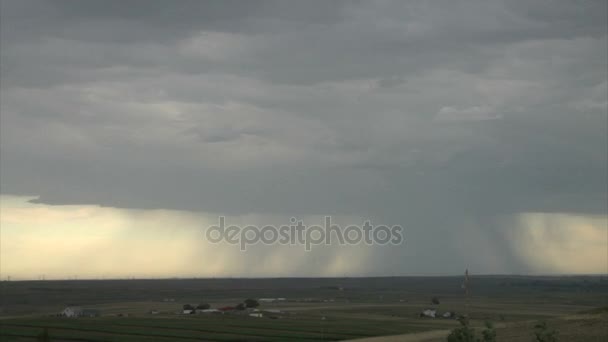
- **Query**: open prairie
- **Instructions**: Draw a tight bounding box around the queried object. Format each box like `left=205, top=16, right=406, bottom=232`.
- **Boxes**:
left=1, top=276, right=606, bottom=341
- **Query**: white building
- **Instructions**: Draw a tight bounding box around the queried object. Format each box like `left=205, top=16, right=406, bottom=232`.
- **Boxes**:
left=420, top=309, right=436, bottom=318
left=264, top=309, right=281, bottom=314
left=61, top=307, right=100, bottom=318
left=62, top=307, right=82, bottom=318
left=249, top=313, right=263, bottom=318
left=197, top=309, right=220, bottom=314
left=259, top=298, right=286, bottom=303
left=443, top=311, right=455, bottom=318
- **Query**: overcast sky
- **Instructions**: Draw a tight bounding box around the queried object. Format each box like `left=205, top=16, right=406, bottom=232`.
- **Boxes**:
left=1, top=0, right=606, bottom=279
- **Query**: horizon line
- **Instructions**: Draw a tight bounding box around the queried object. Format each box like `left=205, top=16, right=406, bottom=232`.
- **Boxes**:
left=3, top=273, right=607, bottom=282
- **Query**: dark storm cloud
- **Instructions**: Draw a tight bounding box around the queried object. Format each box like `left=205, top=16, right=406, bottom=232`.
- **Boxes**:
left=0, top=0, right=348, bottom=44
left=1, top=0, right=606, bottom=222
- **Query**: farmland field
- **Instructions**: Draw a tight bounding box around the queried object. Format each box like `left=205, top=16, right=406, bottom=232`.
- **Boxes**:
left=1, top=276, right=607, bottom=341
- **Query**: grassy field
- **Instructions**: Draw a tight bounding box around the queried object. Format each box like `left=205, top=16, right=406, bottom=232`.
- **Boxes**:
left=0, top=276, right=606, bottom=341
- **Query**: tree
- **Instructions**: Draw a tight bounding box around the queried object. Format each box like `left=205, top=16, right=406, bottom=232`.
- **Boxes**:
left=236, top=303, right=246, bottom=310
left=196, top=303, right=210, bottom=310
left=244, top=298, right=260, bottom=308
left=533, top=321, right=557, bottom=342
left=480, top=322, right=496, bottom=342
left=183, top=304, right=194, bottom=311
left=447, top=317, right=496, bottom=342
left=432, top=296, right=440, bottom=305
left=447, top=317, right=476, bottom=342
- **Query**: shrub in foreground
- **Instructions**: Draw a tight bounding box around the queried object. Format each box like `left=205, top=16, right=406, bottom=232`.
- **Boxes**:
left=534, top=321, right=557, bottom=342
left=447, top=317, right=496, bottom=342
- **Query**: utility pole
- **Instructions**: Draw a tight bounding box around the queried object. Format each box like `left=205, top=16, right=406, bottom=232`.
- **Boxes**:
left=462, top=269, right=470, bottom=316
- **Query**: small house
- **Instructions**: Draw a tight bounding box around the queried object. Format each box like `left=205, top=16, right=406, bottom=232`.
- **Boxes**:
left=264, top=309, right=281, bottom=314
left=259, top=298, right=276, bottom=303
left=62, top=307, right=82, bottom=318
left=61, top=307, right=100, bottom=318
left=442, top=311, right=456, bottom=319
left=419, top=309, right=436, bottom=318
left=197, top=309, right=220, bottom=314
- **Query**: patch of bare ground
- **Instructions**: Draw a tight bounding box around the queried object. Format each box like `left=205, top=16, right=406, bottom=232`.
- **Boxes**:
left=342, top=329, right=451, bottom=342
left=493, top=313, right=608, bottom=342
left=344, top=313, right=608, bottom=342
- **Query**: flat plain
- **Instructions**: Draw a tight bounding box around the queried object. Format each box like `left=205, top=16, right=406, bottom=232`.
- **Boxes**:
left=0, top=276, right=606, bottom=341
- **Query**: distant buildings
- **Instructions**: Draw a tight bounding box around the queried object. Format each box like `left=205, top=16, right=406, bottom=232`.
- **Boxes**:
left=420, top=309, right=437, bottom=318
left=61, top=307, right=100, bottom=318
left=218, top=306, right=236, bottom=312
left=418, top=309, right=457, bottom=319
left=197, top=308, right=220, bottom=314
left=258, top=298, right=286, bottom=303
left=443, top=311, right=456, bottom=318
left=62, top=307, right=81, bottom=317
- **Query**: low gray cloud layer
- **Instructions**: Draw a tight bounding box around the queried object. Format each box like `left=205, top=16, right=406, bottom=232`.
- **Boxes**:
left=1, top=1, right=606, bottom=275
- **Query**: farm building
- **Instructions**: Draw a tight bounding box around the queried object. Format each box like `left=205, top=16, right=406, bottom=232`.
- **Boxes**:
left=61, top=307, right=100, bottom=318
left=62, top=307, right=82, bottom=317
left=197, top=309, right=220, bottom=314
left=419, top=309, right=436, bottom=318
left=264, top=309, right=282, bottom=314
left=258, top=298, right=286, bottom=303
left=442, top=311, right=456, bottom=318
left=249, top=313, right=263, bottom=318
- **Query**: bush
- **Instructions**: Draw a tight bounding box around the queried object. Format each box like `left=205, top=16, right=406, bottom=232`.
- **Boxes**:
left=196, top=303, right=210, bottom=310
left=534, top=321, right=557, bottom=342
left=244, top=298, right=260, bottom=308
left=480, top=322, right=496, bottom=342
left=447, top=317, right=496, bottom=342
